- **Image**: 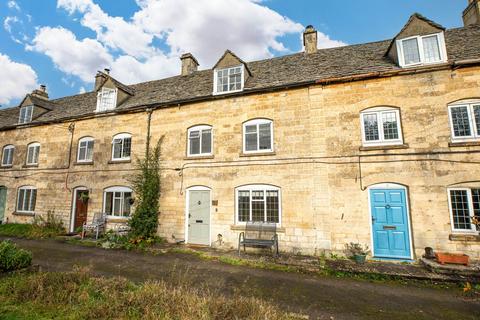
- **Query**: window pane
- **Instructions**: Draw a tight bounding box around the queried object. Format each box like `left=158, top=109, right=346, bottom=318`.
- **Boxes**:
left=450, top=106, right=472, bottom=137
left=201, top=129, right=212, bottom=154
left=251, top=190, right=264, bottom=222
left=189, top=130, right=200, bottom=155
left=123, top=138, right=131, bottom=158
left=105, top=192, right=113, bottom=215
left=238, top=191, right=250, bottom=222
left=27, top=147, right=34, bottom=164
left=78, top=144, right=87, bottom=161
left=402, top=38, right=420, bottom=65
left=24, top=189, right=31, bottom=211
left=259, top=123, right=272, bottom=150
left=2, top=147, right=13, bottom=166
left=474, top=105, right=480, bottom=135
left=266, top=190, right=279, bottom=223
left=363, top=114, right=379, bottom=141
left=86, top=141, right=94, bottom=161
left=17, top=189, right=25, bottom=211
left=113, top=139, right=122, bottom=159
left=422, top=35, right=441, bottom=63
left=245, top=134, right=258, bottom=151
left=450, top=190, right=472, bottom=230
left=123, top=192, right=132, bottom=217
left=472, top=189, right=480, bottom=231
left=382, top=112, right=399, bottom=140
left=30, top=189, right=37, bottom=211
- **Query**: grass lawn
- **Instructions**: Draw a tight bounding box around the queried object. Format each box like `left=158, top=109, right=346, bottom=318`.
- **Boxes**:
left=0, top=270, right=298, bottom=320
left=0, top=223, right=63, bottom=239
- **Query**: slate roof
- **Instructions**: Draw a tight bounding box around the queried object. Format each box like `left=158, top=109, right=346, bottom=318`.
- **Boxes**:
left=1, top=23, right=479, bottom=130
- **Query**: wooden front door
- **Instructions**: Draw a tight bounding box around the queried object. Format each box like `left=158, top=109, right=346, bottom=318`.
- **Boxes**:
left=74, top=190, right=89, bottom=231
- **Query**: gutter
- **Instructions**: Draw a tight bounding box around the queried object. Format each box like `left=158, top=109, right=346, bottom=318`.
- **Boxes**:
left=1, top=59, right=479, bottom=132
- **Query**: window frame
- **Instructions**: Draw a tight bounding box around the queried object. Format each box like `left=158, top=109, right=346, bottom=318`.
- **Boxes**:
left=447, top=187, right=480, bottom=233
left=1, top=145, right=14, bottom=167
left=396, top=32, right=447, bottom=68
left=16, top=185, right=37, bottom=214
left=448, top=102, right=480, bottom=142
left=187, top=125, right=213, bottom=157
left=96, top=87, right=118, bottom=112
left=103, top=186, right=133, bottom=218
left=213, top=65, right=245, bottom=95
left=26, top=142, right=40, bottom=165
left=235, top=184, right=282, bottom=225
left=111, top=133, right=132, bottom=161
left=18, top=105, right=33, bottom=124
left=242, top=118, right=274, bottom=154
left=360, top=107, right=404, bottom=147
left=76, top=137, right=95, bottom=163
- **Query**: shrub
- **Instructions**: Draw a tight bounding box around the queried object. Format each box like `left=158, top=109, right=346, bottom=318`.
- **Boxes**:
left=32, top=211, right=65, bottom=237
left=129, top=137, right=163, bottom=239
left=0, top=240, right=32, bottom=272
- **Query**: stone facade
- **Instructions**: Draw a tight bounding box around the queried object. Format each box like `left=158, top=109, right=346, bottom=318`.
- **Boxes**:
left=1, top=65, right=480, bottom=259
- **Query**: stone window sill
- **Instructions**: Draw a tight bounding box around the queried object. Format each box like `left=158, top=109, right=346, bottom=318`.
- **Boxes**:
left=449, top=233, right=480, bottom=242
left=184, top=155, right=214, bottom=160
left=0, top=165, right=13, bottom=169
left=23, top=164, right=39, bottom=168
left=74, top=161, right=94, bottom=166
left=448, top=141, right=480, bottom=148
left=230, top=224, right=285, bottom=233
left=240, top=151, right=276, bottom=157
left=107, top=159, right=131, bottom=164
left=13, top=212, right=35, bottom=217
left=359, top=144, right=409, bottom=151
left=106, top=217, right=130, bottom=223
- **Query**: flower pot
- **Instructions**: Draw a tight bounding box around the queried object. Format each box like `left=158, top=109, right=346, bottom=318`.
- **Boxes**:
left=354, top=254, right=367, bottom=264
left=435, top=252, right=469, bottom=266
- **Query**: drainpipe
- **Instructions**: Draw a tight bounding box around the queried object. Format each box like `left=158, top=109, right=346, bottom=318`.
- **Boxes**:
left=145, top=108, right=153, bottom=160
left=64, top=122, right=75, bottom=192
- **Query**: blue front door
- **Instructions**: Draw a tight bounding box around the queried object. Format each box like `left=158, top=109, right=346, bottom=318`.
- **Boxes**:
left=370, top=189, right=411, bottom=259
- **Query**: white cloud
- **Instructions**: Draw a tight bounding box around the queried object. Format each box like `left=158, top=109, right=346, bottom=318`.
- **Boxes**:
left=32, top=0, right=345, bottom=87
left=3, top=16, right=19, bottom=33
left=0, top=53, right=38, bottom=106
left=317, top=32, right=347, bottom=49
left=7, top=1, right=20, bottom=11
left=27, top=26, right=112, bottom=82
left=78, top=86, right=86, bottom=93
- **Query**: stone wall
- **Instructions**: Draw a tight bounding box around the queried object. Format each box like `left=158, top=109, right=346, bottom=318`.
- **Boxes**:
left=0, top=65, right=479, bottom=259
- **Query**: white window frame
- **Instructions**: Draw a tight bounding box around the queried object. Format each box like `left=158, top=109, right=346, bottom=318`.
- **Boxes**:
left=76, top=137, right=94, bottom=163
left=1, top=145, right=14, bottom=167
left=447, top=187, right=480, bottom=233
left=96, top=87, right=117, bottom=112
left=18, top=105, right=33, bottom=124
left=360, top=107, right=403, bottom=146
left=16, top=186, right=37, bottom=214
left=26, top=142, right=40, bottom=165
left=235, top=184, right=282, bottom=225
left=242, top=119, right=274, bottom=154
left=103, top=186, right=133, bottom=218
left=187, top=125, right=213, bottom=157
left=396, top=32, right=447, bottom=68
left=111, top=133, right=131, bottom=161
left=448, top=101, right=480, bottom=142
left=213, top=65, right=245, bottom=95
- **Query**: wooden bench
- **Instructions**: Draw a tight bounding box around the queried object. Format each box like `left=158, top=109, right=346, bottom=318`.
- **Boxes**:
left=238, top=221, right=279, bottom=256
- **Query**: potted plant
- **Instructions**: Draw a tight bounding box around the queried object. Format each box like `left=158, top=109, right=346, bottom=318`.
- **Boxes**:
left=345, top=242, right=370, bottom=264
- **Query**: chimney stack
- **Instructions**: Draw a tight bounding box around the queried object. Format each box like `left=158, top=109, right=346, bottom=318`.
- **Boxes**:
left=303, top=25, right=318, bottom=54
left=94, top=69, right=110, bottom=91
left=31, top=84, right=49, bottom=100
left=463, top=0, right=480, bottom=26
left=180, top=53, right=199, bottom=76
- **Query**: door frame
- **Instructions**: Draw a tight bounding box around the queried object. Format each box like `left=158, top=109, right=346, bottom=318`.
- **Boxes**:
left=70, top=186, right=89, bottom=233
left=0, top=186, right=7, bottom=223
left=367, top=183, right=414, bottom=260
left=185, top=185, right=212, bottom=246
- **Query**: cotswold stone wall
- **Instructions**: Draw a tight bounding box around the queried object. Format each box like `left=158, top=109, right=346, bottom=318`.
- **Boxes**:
left=0, top=65, right=479, bottom=259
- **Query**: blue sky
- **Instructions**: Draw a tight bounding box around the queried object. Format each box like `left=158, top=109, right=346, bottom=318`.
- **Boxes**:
left=0, top=0, right=468, bottom=108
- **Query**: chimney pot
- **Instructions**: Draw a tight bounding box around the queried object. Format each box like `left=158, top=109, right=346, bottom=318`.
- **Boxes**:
left=303, top=25, right=318, bottom=54
left=180, top=53, right=199, bottom=76
left=40, top=84, right=46, bottom=92
left=104, top=68, right=110, bottom=75
left=463, top=0, right=480, bottom=26
left=31, top=84, right=48, bottom=100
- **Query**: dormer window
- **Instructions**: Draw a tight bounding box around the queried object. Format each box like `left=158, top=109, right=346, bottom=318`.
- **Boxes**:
left=96, top=87, right=117, bottom=112
left=213, top=65, right=244, bottom=94
left=397, top=33, right=447, bottom=67
left=19, top=105, right=33, bottom=124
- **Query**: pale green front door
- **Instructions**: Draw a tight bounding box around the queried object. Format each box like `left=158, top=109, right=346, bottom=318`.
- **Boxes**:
left=0, top=187, right=7, bottom=223
left=188, top=190, right=210, bottom=245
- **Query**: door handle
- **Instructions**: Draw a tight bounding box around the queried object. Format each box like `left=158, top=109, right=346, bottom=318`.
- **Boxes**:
left=385, top=205, right=391, bottom=209
left=189, top=214, right=191, bottom=218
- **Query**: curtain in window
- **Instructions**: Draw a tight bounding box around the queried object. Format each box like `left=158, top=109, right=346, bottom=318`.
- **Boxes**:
left=382, top=112, right=399, bottom=140
left=363, top=114, right=379, bottom=141
left=245, top=125, right=258, bottom=151
left=422, top=36, right=441, bottom=63
left=402, top=38, right=421, bottom=65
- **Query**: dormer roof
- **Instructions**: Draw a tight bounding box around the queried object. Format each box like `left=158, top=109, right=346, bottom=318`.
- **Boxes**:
left=212, top=50, right=252, bottom=76
left=95, top=70, right=135, bottom=96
